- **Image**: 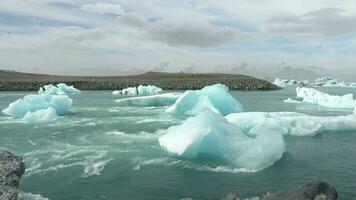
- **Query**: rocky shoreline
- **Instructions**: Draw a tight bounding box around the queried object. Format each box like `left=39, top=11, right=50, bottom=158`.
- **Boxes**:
left=0, top=79, right=279, bottom=91
left=0, top=71, right=279, bottom=91
left=0, top=151, right=25, bottom=200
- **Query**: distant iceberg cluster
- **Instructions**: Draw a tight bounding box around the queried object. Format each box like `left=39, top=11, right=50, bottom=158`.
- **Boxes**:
left=2, top=83, right=77, bottom=123
left=39, top=83, right=80, bottom=95
left=113, top=85, right=162, bottom=96
left=273, top=77, right=356, bottom=88
left=285, top=87, right=356, bottom=109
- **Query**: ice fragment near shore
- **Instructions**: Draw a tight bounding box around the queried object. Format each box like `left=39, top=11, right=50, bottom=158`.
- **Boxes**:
left=159, top=110, right=284, bottom=171
left=38, top=83, right=80, bottom=95
left=2, top=94, right=73, bottom=118
left=166, top=84, right=244, bottom=116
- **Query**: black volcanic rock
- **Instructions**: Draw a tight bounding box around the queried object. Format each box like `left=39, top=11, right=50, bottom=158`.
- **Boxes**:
left=262, top=181, right=337, bottom=200
left=0, top=151, right=25, bottom=200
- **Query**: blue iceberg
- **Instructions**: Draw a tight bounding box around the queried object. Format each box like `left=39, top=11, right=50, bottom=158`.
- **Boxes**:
left=159, top=110, right=285, bottom=171
left=166, top=84, right=244, bottom=116
left=22, top=107, right=58, bottom=123
left=2, top=94, right=73, bottom=118
left=38, top=83, right=80, bottom=95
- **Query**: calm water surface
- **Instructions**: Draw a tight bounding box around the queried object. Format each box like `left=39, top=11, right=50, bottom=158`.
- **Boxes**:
left=0, top=87, right=355, bottom=200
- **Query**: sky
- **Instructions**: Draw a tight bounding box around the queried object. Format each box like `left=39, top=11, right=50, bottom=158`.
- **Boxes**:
left=0, top=0, right=356, bottom=77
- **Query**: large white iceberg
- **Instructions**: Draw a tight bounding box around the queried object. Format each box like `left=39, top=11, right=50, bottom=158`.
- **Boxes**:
left=115, top=93, right=181, bottom=107
left=2, top=94, right=73, bottom=118
left=38, top=83, right=80, bottom=95
left=285, top=87, right=356, bottom=109
left=226, top=111, right=356, bottom=137
left=159, top=110, right=285, bottom=171
left=113, top=85, right=162, bottom=96
left=166, top=84, right=244, bottom=116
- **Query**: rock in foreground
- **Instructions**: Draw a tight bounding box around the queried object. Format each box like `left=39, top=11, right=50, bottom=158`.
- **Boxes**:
left=0, top=150, right=25, bottom=200
left=262, top=181, right=337, bottom=200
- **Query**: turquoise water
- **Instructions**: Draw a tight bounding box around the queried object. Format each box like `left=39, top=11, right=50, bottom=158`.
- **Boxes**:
left=0, top=87, right=356, bottom=200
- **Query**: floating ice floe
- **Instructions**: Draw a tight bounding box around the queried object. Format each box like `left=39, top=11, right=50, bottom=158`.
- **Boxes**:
left=272, top=77, right=356, bottom=88
left=166, top=84, right=244, bottom=116
left=22, top=107, right=58, bottom=123
left=159, top=110, right=285, bottom=171
left=115, top=93, right=181, bottom=107
left=284, top=87, right=356, bottom=109
left=226, top=111, right=356, bottom=137
left=38, top=83, right=80, bottom=95
left=112, top=85, right=163, bottom=96
left=2, top=94, right=73, bottom=118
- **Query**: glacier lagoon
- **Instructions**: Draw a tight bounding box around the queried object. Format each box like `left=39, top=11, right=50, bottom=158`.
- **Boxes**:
left=1, top=87, right=356, bottom=200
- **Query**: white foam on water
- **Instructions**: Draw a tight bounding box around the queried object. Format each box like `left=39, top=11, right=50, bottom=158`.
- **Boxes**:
left=82, top=159, right=112, bottom=178
left=18, top=192, right=49, bottom=200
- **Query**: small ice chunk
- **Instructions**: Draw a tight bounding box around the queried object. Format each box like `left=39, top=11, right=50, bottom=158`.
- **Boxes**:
left=2, top=94, right=73, bottom=118
left=159, top=110, right=285, bottom=171
left=38, top=83, right=80, bottom=95
left=22, top=107, right=58, bottom=123
left=115, top=93, right=181, bottom=107
left=166, top=84, right=244, bottom=116
left=226, top=111, right=356, bottom=137
left=289, top=87, right=356, bottom=109
left=113, top=85, right=162, bottom=96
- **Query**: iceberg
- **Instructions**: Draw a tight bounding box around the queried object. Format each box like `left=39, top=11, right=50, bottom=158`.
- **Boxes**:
left=112, top=85, right=162, bottom=96
left=115, top=93, right=181, bottom=107
left=2, top=94, right=73, bottom=118
left=286, top=87, right=356, bottom=109
left=166, top=84, right=244, bottom=116
left=273, top=78, right=297, bottom=87
left=22, top=107, right=58, bottom=123
left=159, top=110, right=285, bottom=171
left=226, top=111, right=356, bottom=137
left=38, top=83, right=80, bottom=95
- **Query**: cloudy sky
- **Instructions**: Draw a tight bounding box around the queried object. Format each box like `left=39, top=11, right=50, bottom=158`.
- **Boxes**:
left=0, top=0, right=356, bottom=76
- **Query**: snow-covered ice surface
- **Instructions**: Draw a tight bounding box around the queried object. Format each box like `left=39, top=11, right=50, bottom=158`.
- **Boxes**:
left=115, top=93, right=181, bottom=107
left=112, top=85, right=162, bottom=96
left=226, top=111, right=356, bottom=137
left=38, top=83, right=80, bottom=95
left=2, top=94, right=73, bottom=118
left=159, top=110, right=285, bottom=171
left=166, top=84, right=244, bottom=116
left=285, top=87, right=356, bottom=109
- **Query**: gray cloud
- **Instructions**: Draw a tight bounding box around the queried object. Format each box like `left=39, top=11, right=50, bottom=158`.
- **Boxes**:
left=118, top=13, right=249, bottom=47
left=266, top=8, right=356, bottom=37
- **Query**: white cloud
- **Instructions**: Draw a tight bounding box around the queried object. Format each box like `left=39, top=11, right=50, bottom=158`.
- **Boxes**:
left=80, top=2, right=124, bottom=15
